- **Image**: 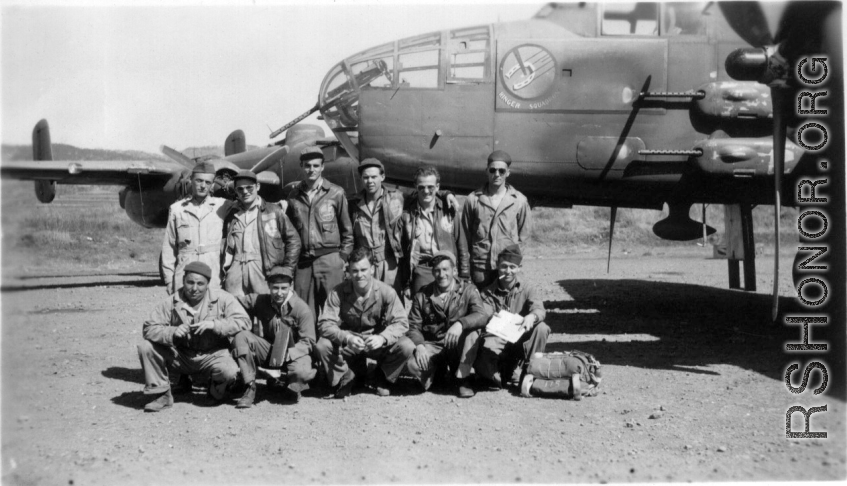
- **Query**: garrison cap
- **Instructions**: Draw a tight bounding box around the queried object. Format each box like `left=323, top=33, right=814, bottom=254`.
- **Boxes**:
left=233, top=170, right=258, bottom=183
left=266, top=266, right=294, bottom=283
left=487, top=150, right=512, bottom=166
left=358, top=158, right=384, bottom=174
left=183, top=261, right=212, bottom=281
left=191, top=161, right=216, bottom=175
left=430, top=250, right=457, bottom=267
left=497, top=244, right=522, bottom=265
left=300, top=145, right=325, bottom=162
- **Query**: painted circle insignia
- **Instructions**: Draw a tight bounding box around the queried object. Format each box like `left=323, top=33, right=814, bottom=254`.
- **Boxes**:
left=500, top=44, right=557, bottom=101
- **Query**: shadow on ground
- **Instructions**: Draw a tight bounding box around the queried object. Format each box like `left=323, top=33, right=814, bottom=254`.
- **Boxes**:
left=546, top=278, right=846, bottom=401
left=1, top=277, right=162, bottom=292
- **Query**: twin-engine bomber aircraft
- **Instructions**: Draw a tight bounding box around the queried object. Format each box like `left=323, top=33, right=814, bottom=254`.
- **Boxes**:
left=2, top=2, right=838, bottom=317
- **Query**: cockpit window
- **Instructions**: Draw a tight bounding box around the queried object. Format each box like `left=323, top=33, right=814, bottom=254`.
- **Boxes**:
left=399, top=32, right=440, bottom=50
left=663, top=2, right=708, bottom=36
left=448, top=25, right=490, bottom=81
left=601, top=3, right=659, bottom=35
left=350, top=58, right=394, bottom=89
left=398, top=48, right=441, bottom=88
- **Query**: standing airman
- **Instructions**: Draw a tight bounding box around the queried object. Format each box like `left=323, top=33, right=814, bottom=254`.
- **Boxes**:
left=160, top=161, right=231, bottom=295
left=286, top=146, right=354, bottom=318
left=221, top=170, right=301, bottom=297
left=461, top=150, right=530, bottom=288
left=401, top=166, right=469, bottom=295
left=350, top=158, right=406, bottom=294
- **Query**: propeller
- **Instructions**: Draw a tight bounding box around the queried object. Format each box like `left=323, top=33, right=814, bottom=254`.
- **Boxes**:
left=160, top=145, right=195, bottom=170
left=720, top=3, right=795, bottom=322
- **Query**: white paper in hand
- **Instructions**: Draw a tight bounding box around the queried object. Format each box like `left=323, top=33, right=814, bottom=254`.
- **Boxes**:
left=485, top=310, right=525, bottom=343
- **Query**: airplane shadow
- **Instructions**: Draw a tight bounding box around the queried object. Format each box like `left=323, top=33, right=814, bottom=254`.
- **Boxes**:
left=14, top=271, right=159, bottom=280
left=547, top=278, right=846, bottom=401
left=1, top=277, right=162, bottom=292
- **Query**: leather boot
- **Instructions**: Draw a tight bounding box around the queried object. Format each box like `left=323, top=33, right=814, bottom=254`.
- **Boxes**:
left=144, top=389, right=173, bottom=412
left=236, top=381, right=256, bottom=409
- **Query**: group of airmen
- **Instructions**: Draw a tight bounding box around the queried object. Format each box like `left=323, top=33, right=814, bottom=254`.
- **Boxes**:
left=140, top=145, right=549, bottom=411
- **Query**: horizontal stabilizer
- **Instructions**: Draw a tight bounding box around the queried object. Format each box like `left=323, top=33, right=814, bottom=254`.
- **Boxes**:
left=1, top=160, right=183, bottom=186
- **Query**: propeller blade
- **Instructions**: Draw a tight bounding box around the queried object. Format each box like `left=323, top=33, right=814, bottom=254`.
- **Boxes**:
left=250, top=145, right=288, bottom=175
left=771, top=88, right=790, bottom=322
left=718, top=3, right=771, bottom=47
left=160, top=145, right=194, bottom=170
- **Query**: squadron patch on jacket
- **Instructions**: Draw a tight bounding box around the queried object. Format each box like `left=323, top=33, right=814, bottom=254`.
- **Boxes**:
left=319, top=201, right=335, bottom=222
left=440, top=215, right=454, bottom=233
left=263, top=218, right=281, bottom=239
left=388, top=198, right=403, bottom=221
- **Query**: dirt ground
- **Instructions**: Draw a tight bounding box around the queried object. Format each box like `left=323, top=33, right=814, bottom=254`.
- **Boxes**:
left=1, top=247, right=845, bottom=485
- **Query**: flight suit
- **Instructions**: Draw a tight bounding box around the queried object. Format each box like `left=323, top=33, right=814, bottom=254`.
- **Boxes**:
left=350, top=187, right=405, bottom=291
left=461, top=184, right=530, bottom=288
left=401, top=277, right=490, bottom=389
left=286, top=179, right=354, bottom=318
left=222, top=196, right=301, bottom=297
left=475, top=277, right=550, bottom=387
left=161, top=196, right=233, bottom=295
left=234, top=291, right=316, bottom=393
left=400, top=197, right=469, bottom=294
left=137, top=288, right=250, bottom=398
left=315, top=279, right=412, bottom=386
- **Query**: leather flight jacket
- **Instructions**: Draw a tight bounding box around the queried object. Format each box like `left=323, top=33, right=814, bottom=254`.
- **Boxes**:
left=222, top=197, right=301, bottom=278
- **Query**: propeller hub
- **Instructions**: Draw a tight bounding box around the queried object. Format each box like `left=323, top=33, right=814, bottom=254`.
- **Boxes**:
left=725, top=47, right=768, bottom=82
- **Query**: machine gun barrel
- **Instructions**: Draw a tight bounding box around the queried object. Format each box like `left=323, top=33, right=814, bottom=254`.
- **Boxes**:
left=270, top=103, right=319, bottom=139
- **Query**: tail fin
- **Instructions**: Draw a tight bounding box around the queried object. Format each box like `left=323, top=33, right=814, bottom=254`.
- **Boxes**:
left=224, top=129, right=246, bottom=156
left=32, top=119, right=56, bottom=203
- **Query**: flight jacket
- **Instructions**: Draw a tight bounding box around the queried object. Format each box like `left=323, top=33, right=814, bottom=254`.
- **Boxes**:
left=237, top=292, right=316, bottom=363
left=461, top=184, right=530, bottom=271
left=286, top=179, right=354, bottom=261
left=318, top=279, right=408, bottom=347
left=406, top=277, right=490, bottom=346
left=221, top=196, right=301, bottom=277
left=142, top=288, right=250, bottom=353
left=400, top=197, right=470, bottom=286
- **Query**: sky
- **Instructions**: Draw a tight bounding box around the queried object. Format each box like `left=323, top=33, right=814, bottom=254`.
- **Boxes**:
left=2, top=1, right=541, bottom=153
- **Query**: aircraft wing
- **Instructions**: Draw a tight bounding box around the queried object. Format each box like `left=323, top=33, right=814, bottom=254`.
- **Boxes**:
left=0, top=159, right=184, bottom=186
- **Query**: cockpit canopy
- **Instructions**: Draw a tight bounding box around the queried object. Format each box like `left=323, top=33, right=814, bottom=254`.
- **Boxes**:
left=318, top=25, right=491, bottom=131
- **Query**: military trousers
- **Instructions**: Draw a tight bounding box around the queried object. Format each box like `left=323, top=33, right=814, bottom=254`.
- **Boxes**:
left=295, top=252, right=345, bottom=319
left=400, top=330, right=480, bottom=390
left=231, top=330, right=315, bottom=393
left=410, top=264, right=436, bottom=295
left=137, top=340, right=239, bottom=395
left=224, top=253, right=269, bottom=298
left=471, top=266, right=498, bottom=290
left=475, top=322, right=551, bottom=387
left=314, top=336, right=413, bottom=387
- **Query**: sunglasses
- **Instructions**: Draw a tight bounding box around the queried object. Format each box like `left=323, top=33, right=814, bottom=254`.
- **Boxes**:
left=488, top=168, right=507, bottom=175
left=235, top=185, right=256, bottom=194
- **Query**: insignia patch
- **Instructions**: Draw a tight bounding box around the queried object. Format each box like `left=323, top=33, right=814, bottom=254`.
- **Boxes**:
left=264, top=220, right=280, bottom=239
left=319, top=202, right=335, bottom=222
left=388, top=198, right=403, bottom=221
left=440, top=216, right=454, bottom=233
